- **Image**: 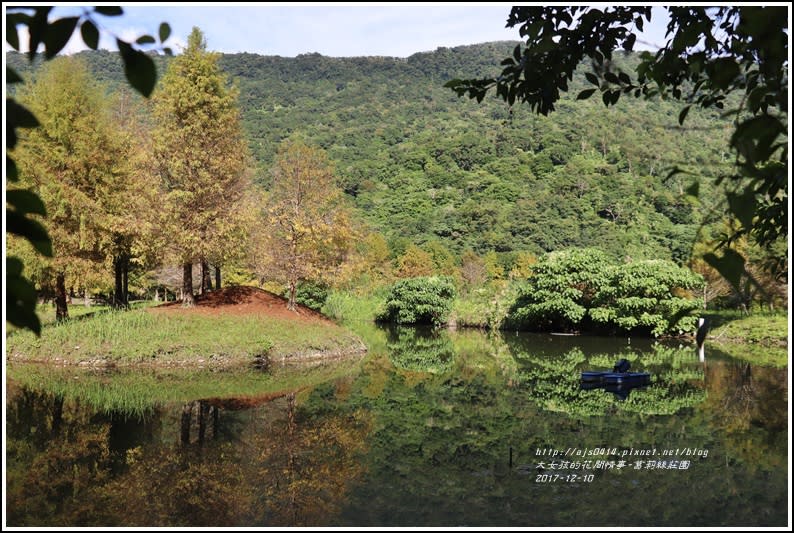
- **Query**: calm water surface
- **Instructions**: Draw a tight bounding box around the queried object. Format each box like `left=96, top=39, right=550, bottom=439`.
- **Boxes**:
left=5, top=325, right=788, bottom=527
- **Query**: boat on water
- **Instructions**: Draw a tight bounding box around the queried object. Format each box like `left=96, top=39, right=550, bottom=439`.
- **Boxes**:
left=580, top=371, right=651, bottom=386
left=580, top=358, right=652, bottom=395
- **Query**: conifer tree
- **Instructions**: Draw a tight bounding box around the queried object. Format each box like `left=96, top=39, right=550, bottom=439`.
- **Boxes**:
left=152, top=27, right=251, bottom=307
left=13, top=57, right=123, bottom=320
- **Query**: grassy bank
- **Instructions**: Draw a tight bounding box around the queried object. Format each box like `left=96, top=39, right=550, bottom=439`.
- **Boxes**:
left=702, top=311, right=789, bottom=367
left=7, top=358, right=365, bottom=416
left=705, top=311, right=788, bottom=346
left=6, top=305, right=365, bottom=368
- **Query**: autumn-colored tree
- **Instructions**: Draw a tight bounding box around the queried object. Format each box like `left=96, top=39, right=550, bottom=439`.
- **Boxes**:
left=459, top=249, right=487, bottom=288
left=255, top=140, right=354, bottom=310
left=334, top=231, right=393, bottom=289
left=6, top=6, right=170, bottom=334
left=508, top=251, right=537, bottom=280
left=152, top=27, right=251, bottom=307
left=97, top=89, right=162, bottom=307
left=12, top=56, right=125, bottom=320
left=395, top=244, right=434, bottom=279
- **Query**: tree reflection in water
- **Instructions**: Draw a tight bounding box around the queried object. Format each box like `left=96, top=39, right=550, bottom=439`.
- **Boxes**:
left=5, top=329, right=788, bottom=527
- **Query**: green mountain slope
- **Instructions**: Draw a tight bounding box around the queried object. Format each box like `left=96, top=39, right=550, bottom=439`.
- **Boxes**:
left=7, top=43, right=732, bottom=262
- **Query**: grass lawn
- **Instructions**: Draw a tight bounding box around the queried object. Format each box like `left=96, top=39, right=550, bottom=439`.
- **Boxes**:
left=6, top=301, right=364, bottom=368
left=704, top=310, right=788, bottom=345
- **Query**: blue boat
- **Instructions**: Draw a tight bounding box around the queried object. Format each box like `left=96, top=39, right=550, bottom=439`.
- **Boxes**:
left=602, top=372, right=651, bottom=386
left=580, top=370, right=650, bottom=385
left=580, top=359, right=651, bottom=386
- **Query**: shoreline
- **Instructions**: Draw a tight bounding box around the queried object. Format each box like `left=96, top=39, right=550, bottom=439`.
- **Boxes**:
left=6, top=340, right=369, bottom=371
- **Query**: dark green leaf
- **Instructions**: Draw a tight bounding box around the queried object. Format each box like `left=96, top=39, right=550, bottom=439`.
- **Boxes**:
left=6, top=14, right=21, bottom=50
left=585, top=72, right=599, bottom=86
left=44, top=17, right=79, bottom=59
left=618, top=71, right=631, bottom=84
left=726, top=189, right=757, bottom=233
left=117, top=39, right=157, bottom=97
left=604, top=71, right=619, bottom=84
left=159, top=22, right=171, bottom=42
left=7, top=156, right=18, bottom=181
left=678, top=105, right=691, bottom=125
left=6, top=66, right=22, bottom=84
left=577, top=88, right=597, bottom=100
left=708, top=57, right=740, bottom=90
left=703, top=249, right=745, bottom=295
left=136, top=34, right=156, bottom=45
left=6, top=256, right=23, bottom=278
left=731, top=115, right=786, bottom=164
left=6, top=259, right=42, bottom=335
left=80, top=19, right=99, bottom=49
left=6, top=211, right=53, bottom=257
left=622, top=33, right=636, bottom=51
left=26, top=7, right=51, bottom=61
left=7, top=189, right=48, bottom=216
left=443, top=79, right=462, bottom=89
left=6, top=98, right=40, bottom=128
left=94, top=6, right=123, bottom=16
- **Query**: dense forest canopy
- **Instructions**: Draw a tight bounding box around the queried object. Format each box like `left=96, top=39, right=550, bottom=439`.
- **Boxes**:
left=7, top=43, right=737, bottom=266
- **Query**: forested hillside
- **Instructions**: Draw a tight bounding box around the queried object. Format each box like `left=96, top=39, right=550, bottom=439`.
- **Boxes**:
left=7, top=43, right=733, bottom=263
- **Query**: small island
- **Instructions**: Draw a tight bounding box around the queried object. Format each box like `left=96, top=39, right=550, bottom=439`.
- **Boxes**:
left=7, top=286, right=366, bottom=369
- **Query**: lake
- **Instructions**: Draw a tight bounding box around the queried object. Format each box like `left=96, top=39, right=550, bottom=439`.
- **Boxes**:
left=5, top=324, right=788, bottom=527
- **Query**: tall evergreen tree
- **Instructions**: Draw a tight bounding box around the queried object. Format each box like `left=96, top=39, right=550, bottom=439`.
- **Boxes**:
left=152, top=27, right=250, bottom=307
left=12, top=57, right=123, bottom=320
left=102, top=89, right=162, bottom=307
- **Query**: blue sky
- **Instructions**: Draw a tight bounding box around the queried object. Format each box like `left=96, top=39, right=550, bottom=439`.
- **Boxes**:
left=5, top=4, right=673, bottom=58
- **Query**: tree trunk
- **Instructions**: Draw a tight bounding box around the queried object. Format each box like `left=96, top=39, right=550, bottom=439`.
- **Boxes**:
left=215, top=264, right=221, bottom=290
left=51, top=396, right=64, bottom=435
left=55, top=272, right=68, bottom=321
left=181, top=402, right=193, bottom=445
left=198, top=401, right=209, bottom=445
left=288, top=280, right=297, bottom=311
left=201, top=261, right=212, bottom=294
left=182, top=262, right=195, bottom=307
left=122, top=254, right=129, bottom=305
left=113, top=255, right=125, bottom=308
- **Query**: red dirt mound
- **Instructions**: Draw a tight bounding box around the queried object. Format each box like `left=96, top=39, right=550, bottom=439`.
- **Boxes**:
left=147, top=285, right=332, bottom=324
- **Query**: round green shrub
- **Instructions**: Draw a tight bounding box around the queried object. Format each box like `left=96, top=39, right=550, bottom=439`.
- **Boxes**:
left=377, top=276, right=457, bottom=327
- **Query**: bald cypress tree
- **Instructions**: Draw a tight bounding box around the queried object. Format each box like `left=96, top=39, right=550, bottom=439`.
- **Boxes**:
left=12, top=57, right=124, bottom=321
left=152, top=27, right=250, bottom=307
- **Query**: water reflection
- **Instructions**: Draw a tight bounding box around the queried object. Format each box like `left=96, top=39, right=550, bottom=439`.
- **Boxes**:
left=5, top=328, right=788, bottom=527
left=384, top=325, right=456, bottom=373
left=579, top=380, right=649, bottom=401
